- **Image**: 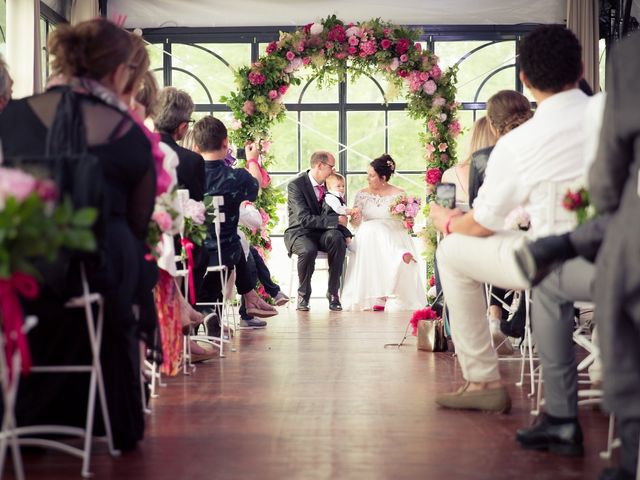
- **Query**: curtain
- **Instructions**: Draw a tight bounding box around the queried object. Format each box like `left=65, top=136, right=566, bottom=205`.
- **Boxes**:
left=6, top=0, right=42, bottom=98
left=71, top=0, right=99, bottom=25
left=566, top=0, right=600, bottom=93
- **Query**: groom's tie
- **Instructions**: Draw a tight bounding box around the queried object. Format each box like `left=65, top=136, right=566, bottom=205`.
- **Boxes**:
left=316, top=184, right=326, bottom=203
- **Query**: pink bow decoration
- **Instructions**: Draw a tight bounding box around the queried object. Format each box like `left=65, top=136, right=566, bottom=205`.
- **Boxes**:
left=0, top=272, right=40, bottom=381
left=181, top=238, right=196, bottom=304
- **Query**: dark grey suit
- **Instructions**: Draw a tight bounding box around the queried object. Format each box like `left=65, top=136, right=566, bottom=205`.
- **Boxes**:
left=284, top=172, right=345, bottom=300
left=589, top=31, right=640, bottom=476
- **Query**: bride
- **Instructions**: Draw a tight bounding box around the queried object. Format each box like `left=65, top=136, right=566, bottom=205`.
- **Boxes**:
left=342, top=154, right=426, bottom=311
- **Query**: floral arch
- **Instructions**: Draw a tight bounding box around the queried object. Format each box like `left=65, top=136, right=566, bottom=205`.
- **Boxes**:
left=223, top=15, right=460, bottom=278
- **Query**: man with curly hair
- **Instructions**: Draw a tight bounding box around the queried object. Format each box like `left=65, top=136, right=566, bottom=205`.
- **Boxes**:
left=429, top=25, right=592, bottom=456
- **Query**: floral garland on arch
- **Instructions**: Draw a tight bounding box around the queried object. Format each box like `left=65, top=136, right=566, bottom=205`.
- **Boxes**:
left=222, top=14, right=460, bottom=277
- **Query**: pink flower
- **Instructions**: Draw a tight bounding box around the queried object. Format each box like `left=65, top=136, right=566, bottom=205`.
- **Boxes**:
left=427, top=120, right=438, bottom=135
left=425, top=143, right=436, bottom=155
left=278, top=85, right=288, bottom=96
left=268, top=90, right=278, bottom=100
left=438, top=143, right=448, bottom=152
left=327, top=25, right=346, bottom=42
left=426, top=168, right=442, bottom=185
left=259, top=139, right=272, bottom=153
left=309, top=23, right=324, bottom=35
left=380, top=38, right=392, bottom=50
left=325, top=41, right=334, bottom=50
left=419, top=72, right=429, bottom=81
left=259, top=208, right=270, bottom=226
left=184, top=199, right=206, bottom=225
left=400, top=54, right=408, bottom=63
left=335, top=52, right=348, bottom=59
left=429, top=65, right=442, bottom=80
left=389, top=58, right=400, bottom=71
left=448, top=120, right=462, bottom=137
left=394, top=204, right=406, bottom=213
left=242, top=100, right=255, bottom=116
left=35, top=179, right=58, bottom=203
left=423, top=80, right=437, bottom=95
left=415, top=42, right=422, bottom=52
left=397, top=69, right=409, bottom=78
left=286, top=51, right=296, bottom=61
left=433, top=96, right=446, bottom=107
left=297, top=41, right=305, bottom=52
left=266, top=41, right=277, bottom=54
left=248, top=72, right=265, bottom=86
left=429, top=275, right=436, bottom=287
left=231, top=119, right=242, bottom=130
left=348, top=35, right=359, bottom=46
left=383, top=27, right=391, bottom=37
left=360, top=40, right=377, bottom=55
left=152, top=210, right=173, bottom=232
left=0, top=167, right=37, bottom=204
left=345, top=26, right=360, bottom=37
left=395, top=38, right=410, bottom=54
left=347, top=46, right=357, bottom=55
left=302, top=56, right=311, bottom=65
left=440, top=154, right=449, bottom=164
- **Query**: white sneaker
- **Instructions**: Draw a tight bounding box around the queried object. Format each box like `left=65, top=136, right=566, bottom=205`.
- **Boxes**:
left=489, top=318, right=514, bottom=355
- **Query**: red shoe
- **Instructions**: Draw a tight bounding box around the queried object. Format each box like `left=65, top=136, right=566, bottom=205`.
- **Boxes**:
left=373, top=305, right=385, bottom=312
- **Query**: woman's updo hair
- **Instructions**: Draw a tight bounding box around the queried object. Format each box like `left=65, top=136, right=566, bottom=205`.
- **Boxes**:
left=49, top=18, right=133, bottom=80
left=370, top=154, right=396, bottom=182
left=487, top=90, right=533, bottom=137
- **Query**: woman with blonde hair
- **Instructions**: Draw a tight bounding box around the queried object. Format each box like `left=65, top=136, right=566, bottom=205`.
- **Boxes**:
left=441, top=116, right=496, bottom=211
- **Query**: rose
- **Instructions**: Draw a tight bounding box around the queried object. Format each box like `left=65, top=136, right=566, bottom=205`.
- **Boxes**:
left=35, top=179, right=58, bottom=203
left=152, top=210, right=172, bottom=232
left=422, top=80, right=437, bottom=95
left=426, top=168, right=442, bottom=185
left=347, top=46, right=357, bottom=55
left=309, top=23, right=323, bottom=35
left=242, top=100, right=255, bottom=116
left=395, top=38, right=410, bottom=54
left=380, top=38, right=392, bottom=50
left=259, top=208, right=270, bottom=226
left=297, top=41, right=305, bottom=52
left=415, top=42, right=422, bottom=52
left=184, top=199, right=206, bottom=225
left=383, top=28, right=391, bottom=37
left=328, top=25, right=346, bottom=42
left=302, top=56, right=311, bottom=65
left=278, top=84, right=288, bottom=96
left=419, top=72, right=429, bottom=81
left=448, top=120, right=462, bottom=137
left=0, top=167, right=38, bottom=204
left=429, top=65, right=442, bottom=80
left=286, top=51, right=296, bottom=61
left=394, top=203, right=406, bottom=213
left=360, top=40, right=377, bottom=55
left=400, top=54, right=408, bottom=63
left=348, top=35, right=359, bottom=46
left=397, top=69, right=409, bottom=78
left=268, top=90, right=278, bottom=100
left=266, top=41, right=277, bottom=54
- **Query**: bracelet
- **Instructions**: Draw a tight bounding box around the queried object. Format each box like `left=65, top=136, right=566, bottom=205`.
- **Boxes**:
left=445, top=213, right=459, bottom=235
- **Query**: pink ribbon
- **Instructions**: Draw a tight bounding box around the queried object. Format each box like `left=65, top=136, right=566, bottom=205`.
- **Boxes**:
left=180, top=238, right=196, bottom=305
left=0, top=272, right=39, bottom=380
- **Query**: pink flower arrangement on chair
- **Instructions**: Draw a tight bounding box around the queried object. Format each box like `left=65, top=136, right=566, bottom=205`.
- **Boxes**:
left=409, top=307, right=440, bottom=336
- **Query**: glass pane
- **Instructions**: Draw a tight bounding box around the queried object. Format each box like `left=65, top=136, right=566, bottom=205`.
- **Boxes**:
left=346, top=111, right=385, bottom=172
left=454, top=109, right=487, bottom=163
left=346, top=174, right=367, bottom=203
left=599, top=38, right=606, bottom=91
left=171, top=43, right=251, bottom=104
left=434, top=40, right=516, bottom=102
left=147, top=43, right=165, bottom=88
left=270, top=111, right=299, bottom=172
left=300, top=111, right=338, bottom=163
left=299, top=76, right=338, bottom=104
left=0, top=1, right=5, bottom=54
left=475, top=66, right=516, bottom=102
left=40, top=18, right=47, bottom=87
left=347, top=72, right=386, bottom=103
left=172, top=69, right=213, bottom=105
left=269, top=174, right=291, bottom=235
left=387, top=111, right=425, bottom=171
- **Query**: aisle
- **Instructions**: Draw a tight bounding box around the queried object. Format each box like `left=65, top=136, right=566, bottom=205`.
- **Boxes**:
left=12, top=308, right=609, bottom=479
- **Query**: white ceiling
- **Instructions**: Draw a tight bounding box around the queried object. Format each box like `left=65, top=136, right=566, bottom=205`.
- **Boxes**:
left=108, top=0, right=568, bottom=29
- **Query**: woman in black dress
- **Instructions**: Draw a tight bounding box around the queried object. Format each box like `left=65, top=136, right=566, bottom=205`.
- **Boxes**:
left=0, top=19, right=155, bottom=451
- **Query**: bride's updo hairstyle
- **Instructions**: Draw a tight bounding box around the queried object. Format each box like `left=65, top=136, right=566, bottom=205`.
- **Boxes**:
left=48, top=18, right=133, bottom=80
left=486, top=90, right=532, bottom=137
left=370, top=154, right=396, bottom=182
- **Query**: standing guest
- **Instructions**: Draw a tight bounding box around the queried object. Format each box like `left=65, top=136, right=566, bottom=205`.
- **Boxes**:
left=0, top=54, right=13, bottom=112
left=0, top=18, right=156, bottom=451
left=284, top=151, right=348, bottom=311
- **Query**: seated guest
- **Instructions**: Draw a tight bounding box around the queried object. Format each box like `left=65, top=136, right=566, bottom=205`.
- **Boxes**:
left=192, top=115, right=277, bottom=319
left=0, top=18, right=156, bottom=451
left=429, top=26, right=590, bottom=461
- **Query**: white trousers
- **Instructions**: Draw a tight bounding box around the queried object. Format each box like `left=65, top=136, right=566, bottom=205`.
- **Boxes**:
left=436, top=231, right=530, bottom=382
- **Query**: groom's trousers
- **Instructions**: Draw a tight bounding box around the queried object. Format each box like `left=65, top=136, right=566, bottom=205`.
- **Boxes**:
left=290, top=230, right=346, bottom=300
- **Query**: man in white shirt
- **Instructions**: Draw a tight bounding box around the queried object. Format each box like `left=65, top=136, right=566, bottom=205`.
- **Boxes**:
left=430, top=25, right=591, bottom=456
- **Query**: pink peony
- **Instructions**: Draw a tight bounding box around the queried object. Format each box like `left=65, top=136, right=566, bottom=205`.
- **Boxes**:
left=360, top=40, right=377, bottom=55
left=278, top=84, right=288, bottom=96
left=152, top=210, right=173, bottom=232
left=423, top=80, right=437, bottom=95
left=266, top=41, right=277, bottom=54
left=394, top=203, right=406, bottom=213
left=438, top=143, right=448, bottom=152
left=400, top=54, right=408, bottom=63
left=242, top=100, right=255, bottom=116
left=268, top=90, right=278, bottom=100
left=184, top=199, right=206, bottom=225
left=327, top=25, right=346, bottom=42
left=381, top=38, right=392, bottom=50
left=248, top=71, right=265, bottom=86
left=395, top=38, right=410, bottom=54
left=426, top=168, right=442, bottom=185
left=286, top=51, right=296, bottom=61
left=0, top=167, right=37, bottom=204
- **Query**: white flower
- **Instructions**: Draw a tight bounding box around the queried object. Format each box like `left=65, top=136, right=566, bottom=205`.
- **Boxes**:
left=310, top=23, right=324, bottom=35
left=389, top=58, right=400, bottom=71
left=439, top=113, right=447, bottom=122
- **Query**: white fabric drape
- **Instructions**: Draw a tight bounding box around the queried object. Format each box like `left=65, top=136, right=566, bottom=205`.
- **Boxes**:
left=566, top=0, right=600, bottom=93
left=71, top=0, right=99, bottom=25
left=6, top=0, right=42, bottom=98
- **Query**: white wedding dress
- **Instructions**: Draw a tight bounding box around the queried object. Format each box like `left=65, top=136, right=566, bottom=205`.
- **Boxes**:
left=341, top=191, right=426, bottom=311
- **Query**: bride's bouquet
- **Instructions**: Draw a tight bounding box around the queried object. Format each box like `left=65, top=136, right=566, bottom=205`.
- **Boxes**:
left=389, top=195, right=421, bottom=233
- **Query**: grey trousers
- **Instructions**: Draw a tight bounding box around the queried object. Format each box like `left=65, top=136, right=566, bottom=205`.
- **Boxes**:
left=531, top=258, right=594, bottom=418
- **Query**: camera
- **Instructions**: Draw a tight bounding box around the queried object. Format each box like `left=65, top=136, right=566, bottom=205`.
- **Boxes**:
left=435, top=182, right=456, bottom=209
left=236, top=147, right=246, bottom=160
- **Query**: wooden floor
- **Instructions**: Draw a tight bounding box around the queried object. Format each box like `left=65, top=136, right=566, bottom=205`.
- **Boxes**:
left=8, top=306, right=611, bottom=479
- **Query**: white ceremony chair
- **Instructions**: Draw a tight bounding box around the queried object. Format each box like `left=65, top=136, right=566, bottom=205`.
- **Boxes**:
left=0, top=264, right=120, bottom=479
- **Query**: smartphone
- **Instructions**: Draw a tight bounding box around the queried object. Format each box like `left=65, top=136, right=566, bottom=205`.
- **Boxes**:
left=236, top=147, right=246, bottom=160
left=435, top=182, right=456, bottom=209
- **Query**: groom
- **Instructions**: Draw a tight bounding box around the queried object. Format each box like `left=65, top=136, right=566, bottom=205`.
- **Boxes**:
left=285, top=151, right=348, bottom=311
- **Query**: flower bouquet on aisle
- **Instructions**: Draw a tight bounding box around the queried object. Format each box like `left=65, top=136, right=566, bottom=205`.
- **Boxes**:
left=0, top=166, right=97, bottom=378
left=389, top=195, right=421, bottom=233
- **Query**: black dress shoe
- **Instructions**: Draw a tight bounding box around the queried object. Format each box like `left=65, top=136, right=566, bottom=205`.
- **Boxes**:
left=327, top=293, right=342, bottom=311
left=516, top=414, right=584, bottom=456
left=296, top=297, right=310, bottom=311
left=598, top=468, right=635, bottom=480
left=513, top=234, right=576, bottom=287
